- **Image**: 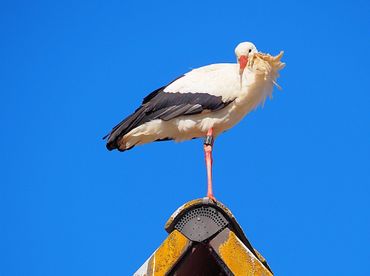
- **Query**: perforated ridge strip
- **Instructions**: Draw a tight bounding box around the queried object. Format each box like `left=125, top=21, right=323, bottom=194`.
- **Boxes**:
left=174, top=206, right=228, bottom=242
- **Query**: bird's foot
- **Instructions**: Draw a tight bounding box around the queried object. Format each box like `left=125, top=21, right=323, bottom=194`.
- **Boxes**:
left=207, top=193, right=217, bottom=203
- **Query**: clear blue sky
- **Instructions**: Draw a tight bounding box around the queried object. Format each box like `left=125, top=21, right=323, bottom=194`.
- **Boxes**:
left=1, top=0, right=369, bottom=275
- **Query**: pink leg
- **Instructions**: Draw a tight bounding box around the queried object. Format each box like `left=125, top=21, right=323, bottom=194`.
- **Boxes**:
left=204, top=128, right=216, bottom=201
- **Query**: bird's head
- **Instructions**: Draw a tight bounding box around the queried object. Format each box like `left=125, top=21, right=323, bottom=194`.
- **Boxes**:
left=235, top=42, right=258, bottom=76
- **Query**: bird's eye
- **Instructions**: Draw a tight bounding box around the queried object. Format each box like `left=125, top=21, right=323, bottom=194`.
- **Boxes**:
left=249, top=49, right=252, bottom=53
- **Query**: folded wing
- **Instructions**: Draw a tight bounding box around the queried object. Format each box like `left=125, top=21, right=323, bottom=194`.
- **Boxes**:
left=104, top=74, right=235, bottom=151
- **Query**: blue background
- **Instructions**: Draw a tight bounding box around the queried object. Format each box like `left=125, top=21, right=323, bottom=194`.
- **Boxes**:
left=1, top=0, right=369, bottom=275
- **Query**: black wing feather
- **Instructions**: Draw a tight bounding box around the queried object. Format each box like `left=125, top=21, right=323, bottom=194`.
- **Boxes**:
left=104, top=82, right=234, bottom=151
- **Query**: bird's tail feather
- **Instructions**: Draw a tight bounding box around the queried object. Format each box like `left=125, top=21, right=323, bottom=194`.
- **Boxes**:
left=103, top=107, right=145, bottom=151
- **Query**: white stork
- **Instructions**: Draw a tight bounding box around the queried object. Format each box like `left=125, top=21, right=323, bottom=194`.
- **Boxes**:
left=104, top=42, right=285, bottom=201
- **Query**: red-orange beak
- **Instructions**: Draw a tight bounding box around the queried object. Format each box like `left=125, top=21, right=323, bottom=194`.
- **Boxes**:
left=239, top=55, right=248, bottom=75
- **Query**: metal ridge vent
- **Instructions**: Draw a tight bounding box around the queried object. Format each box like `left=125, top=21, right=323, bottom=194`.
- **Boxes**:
left=174, top=205, right=228, bottom=242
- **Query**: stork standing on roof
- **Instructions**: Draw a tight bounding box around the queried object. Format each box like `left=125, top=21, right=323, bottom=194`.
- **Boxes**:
left=104, top=42, right=285, bottom=201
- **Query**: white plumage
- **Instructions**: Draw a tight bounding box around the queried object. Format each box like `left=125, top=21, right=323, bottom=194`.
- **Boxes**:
left=105, top=42, right=285, bottom=152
